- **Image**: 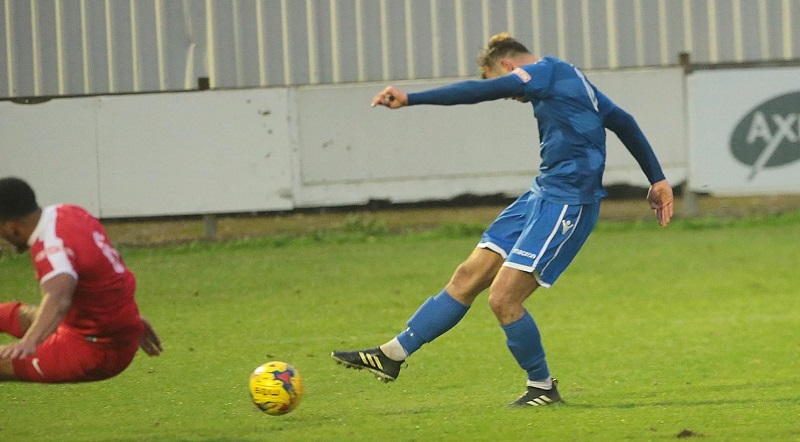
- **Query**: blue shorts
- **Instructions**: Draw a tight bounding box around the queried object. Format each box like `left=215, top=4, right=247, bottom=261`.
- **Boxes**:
left=478, top=191, right=600, bottom=287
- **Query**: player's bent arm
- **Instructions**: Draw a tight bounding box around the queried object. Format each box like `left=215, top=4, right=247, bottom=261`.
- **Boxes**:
left=597, top=96, right=673, bottom=227
left=5, top=273, right=76, bottom=359
left=602, top=106, right=666, bottom=184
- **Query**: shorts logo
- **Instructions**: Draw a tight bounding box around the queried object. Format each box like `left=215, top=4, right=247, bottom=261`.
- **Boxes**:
left=32, top=358, right=45, bottom=377
left=561, top=219, right=574, bottom=235
left=512, top=248, right=537, bottom=260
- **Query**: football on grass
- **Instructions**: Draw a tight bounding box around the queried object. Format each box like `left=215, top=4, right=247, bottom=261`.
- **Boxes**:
left=249, top=361, right=304, bottom=415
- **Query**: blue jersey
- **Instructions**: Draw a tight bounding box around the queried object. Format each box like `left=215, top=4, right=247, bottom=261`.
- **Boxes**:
left=407, top=56, right=665, bottom=205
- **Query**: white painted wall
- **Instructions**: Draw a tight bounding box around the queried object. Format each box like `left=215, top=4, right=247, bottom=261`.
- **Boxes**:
left=1, top=89, right=295, bottom=217
left=0, top=66, right=692, bottom=219
left=293, top=81, right=537, bottom=207
left=94, top=89, right=295, bottom=217
left=0, top=99, right=101, bottom=213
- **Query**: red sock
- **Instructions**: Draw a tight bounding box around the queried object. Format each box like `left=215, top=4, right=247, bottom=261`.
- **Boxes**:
left=0, top=302, right=24, bottom=338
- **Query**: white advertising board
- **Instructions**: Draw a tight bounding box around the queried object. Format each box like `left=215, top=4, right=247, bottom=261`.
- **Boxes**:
left=688, top=66, right=800, bottom=195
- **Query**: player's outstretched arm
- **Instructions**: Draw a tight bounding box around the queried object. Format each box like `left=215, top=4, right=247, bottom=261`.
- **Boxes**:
left=371, top=86, right=408, bottom=109
left=374, top=75, right=526, bottom=109
left=139, top=317, right=163, bottom=356
left=647, top=179, right=674, bottom=227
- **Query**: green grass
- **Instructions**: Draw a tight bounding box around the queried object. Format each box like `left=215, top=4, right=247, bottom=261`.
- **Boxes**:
left=1, top=213, right=799, bottom=441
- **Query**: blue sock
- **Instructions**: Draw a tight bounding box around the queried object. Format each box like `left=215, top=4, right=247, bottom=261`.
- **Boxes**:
left=396, top=290, right=469, bottom=356
left=502, top=310, right=550, bottom=381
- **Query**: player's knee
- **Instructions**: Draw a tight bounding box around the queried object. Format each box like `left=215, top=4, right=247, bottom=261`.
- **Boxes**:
left=487, top=285, right=511, bottom=318
left=449, top=262, right=473, bottom=288
left=17, top=304, right=38, bottom=333
left=449, top=261, right=492, bottom=298
left=487, top=278, right=527, bottom=323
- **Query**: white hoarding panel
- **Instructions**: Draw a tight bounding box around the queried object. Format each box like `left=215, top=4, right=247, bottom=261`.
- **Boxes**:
left=688, top=67, right=800, bottom=195
left=0, top=99, right=101, bottom=214
left=95, top=89, right=294, bottom=217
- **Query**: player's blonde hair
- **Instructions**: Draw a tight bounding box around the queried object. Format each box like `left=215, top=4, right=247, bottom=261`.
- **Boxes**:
left=477, top=32, right=531, bottom=69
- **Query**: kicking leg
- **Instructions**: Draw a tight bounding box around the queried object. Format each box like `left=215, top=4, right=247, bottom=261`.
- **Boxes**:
left=331, top=248, right=504, bottom=381
left=385, top=247, right=504, bottom=357
left=444, top=247, right=505, bottom=306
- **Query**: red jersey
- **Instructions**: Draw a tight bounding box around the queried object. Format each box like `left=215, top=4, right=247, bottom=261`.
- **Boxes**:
left=28, top=205, right=141, bottom=338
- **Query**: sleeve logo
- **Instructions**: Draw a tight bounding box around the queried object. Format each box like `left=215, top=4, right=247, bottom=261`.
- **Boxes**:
left=511, top=67, right=531, bottom=83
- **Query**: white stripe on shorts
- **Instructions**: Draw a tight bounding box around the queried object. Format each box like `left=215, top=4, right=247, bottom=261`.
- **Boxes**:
left=477, top=241, right=508, bottom=259
left=531, top=204, right=569, bottom=270
left=503, top=262, right=552, bottom=288
left=540, top=205, right=583, bottom=277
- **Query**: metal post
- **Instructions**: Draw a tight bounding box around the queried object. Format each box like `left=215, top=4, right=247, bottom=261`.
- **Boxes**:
left=203, top=214, right=218, bottom=241
left=679, top=52, right=700, bottom=218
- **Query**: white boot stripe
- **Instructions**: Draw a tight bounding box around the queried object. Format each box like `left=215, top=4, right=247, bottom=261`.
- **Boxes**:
left=526, top=395, right=554, bottom=406
left=358, top=352, right=384, bottom=370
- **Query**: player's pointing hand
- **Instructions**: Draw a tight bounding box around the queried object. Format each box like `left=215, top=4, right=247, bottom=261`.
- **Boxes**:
left=371, top=86, right=408, bottom=109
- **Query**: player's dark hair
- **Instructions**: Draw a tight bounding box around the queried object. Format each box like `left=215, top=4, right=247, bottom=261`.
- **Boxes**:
left=0, top=177, right=39, bottom=221
left=477, top=32, right=531, bottom=70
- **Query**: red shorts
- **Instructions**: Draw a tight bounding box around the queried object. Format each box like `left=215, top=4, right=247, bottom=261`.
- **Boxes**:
left=12, top=322, right=143, bottom=383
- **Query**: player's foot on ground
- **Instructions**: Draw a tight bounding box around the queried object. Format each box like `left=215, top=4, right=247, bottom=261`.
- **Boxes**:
left=331, top=347, right=403, bottom=382
left=508, top=379, right=563, bottom=407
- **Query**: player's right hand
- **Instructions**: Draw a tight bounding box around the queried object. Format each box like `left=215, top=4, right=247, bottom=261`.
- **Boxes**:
left=371, top=86, right=408, bottom=109
left=647, top=179, right=674, bottom=227
left=0, top=339, right=37, bottom=360
left=139, top=317, right=163, bottom=356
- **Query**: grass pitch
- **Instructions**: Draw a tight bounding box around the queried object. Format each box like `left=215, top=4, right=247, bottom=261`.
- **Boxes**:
left=1, top=210, right=799, bottom=441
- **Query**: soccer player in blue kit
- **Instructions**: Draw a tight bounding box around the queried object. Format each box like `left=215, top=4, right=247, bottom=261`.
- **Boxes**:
left=332, top=33, right=674, bottom=406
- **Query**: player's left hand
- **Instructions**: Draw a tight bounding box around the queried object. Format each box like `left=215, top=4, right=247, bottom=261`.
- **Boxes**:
left=0, top=339, right=37, bottom=360
left=371, top=86, right=408, bottom=109
left=139, top=317, right=163, bottom=356
left=647, top=179, right=674, bottom=227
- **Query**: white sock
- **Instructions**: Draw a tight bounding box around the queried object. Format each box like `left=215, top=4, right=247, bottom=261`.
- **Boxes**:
left=526, top=377, right=553, bottom=390
left=379, top=338, right=408, bottom=361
